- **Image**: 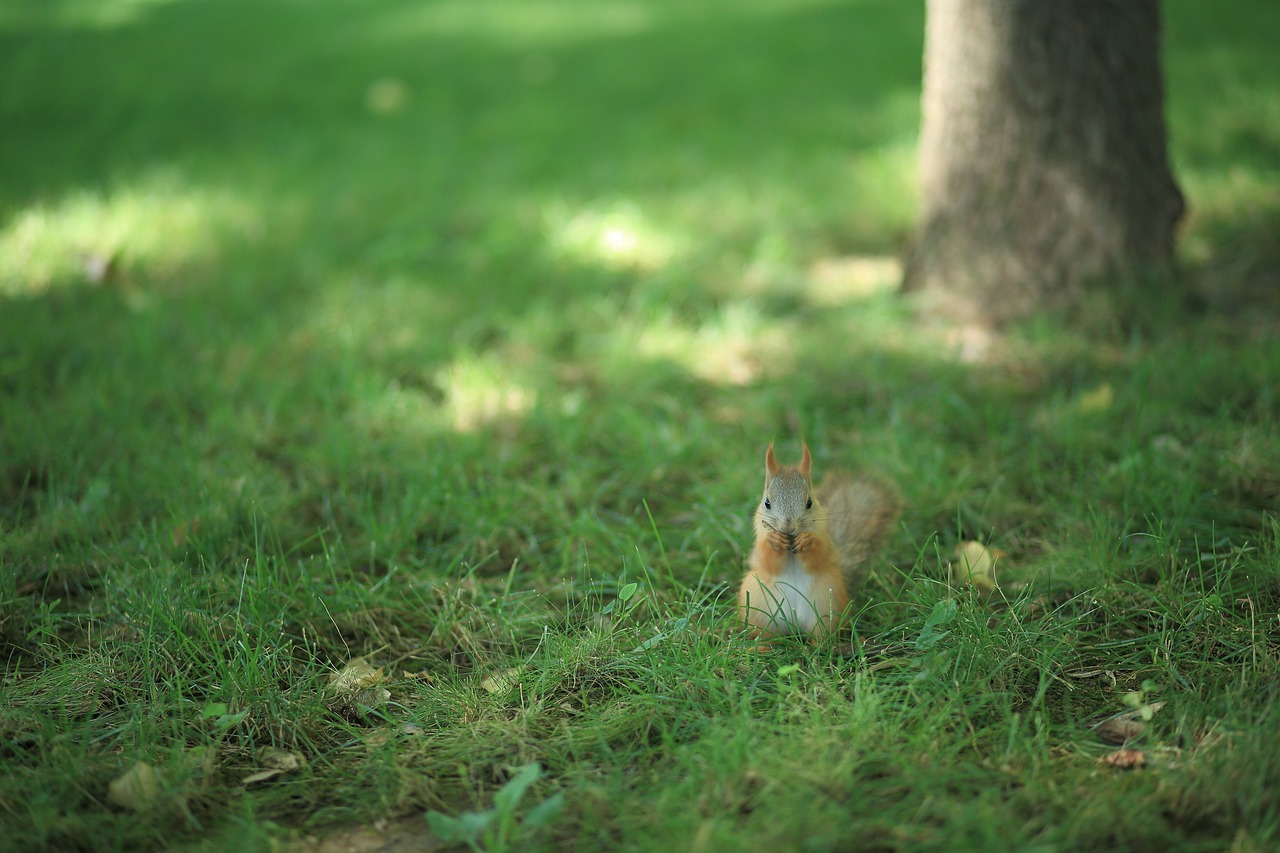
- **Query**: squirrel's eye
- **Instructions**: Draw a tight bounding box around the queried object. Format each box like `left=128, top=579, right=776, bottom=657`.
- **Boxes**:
left=806, top=498, right=813, bottom=509
left=764, top=498, right=771, bottom=510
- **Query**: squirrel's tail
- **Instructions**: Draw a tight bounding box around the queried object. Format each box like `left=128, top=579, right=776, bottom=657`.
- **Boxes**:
left=816, top=473, right=900, bottom=590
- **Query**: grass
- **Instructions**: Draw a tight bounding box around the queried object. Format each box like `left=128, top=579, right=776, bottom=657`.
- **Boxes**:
left=2, top=0, right=1279, bottom=850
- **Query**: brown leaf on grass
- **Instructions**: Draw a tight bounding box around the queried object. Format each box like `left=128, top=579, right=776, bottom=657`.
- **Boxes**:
left=1099, top=748, right=1146, bottom=769
left=481, top=666, right=524, bottom=694
left=107, top=761, right=163, bottom=811
left=243, top=747, right=305, bottom=786
left=328, top=657, right=386, bottom=693
left=242, top=768, right=287, bottom=786
left=1092, top=697, right=1164, bottom=744
left=401, top=669, right=435, bottom=683
left=1094, top=717, right=1146, bottom=745
left=1067, top=669, right=1118, bottom=689
left=260, top=746, right=304, bottom=771
left=327, top=658, right=391, bottom=720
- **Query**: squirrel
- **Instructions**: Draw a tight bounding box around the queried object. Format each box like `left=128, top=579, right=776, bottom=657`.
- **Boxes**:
left=737, top=441, right=899, bottom=645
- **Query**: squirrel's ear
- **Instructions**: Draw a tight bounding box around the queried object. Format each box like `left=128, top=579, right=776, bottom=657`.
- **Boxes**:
left=798, top=441, right=812, bottom=477
left=765, top=442, right=780, bottom=478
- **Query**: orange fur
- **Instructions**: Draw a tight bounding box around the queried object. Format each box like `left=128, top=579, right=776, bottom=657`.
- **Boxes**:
left=737, top=441, right=899, bottom=648
left=738, top=442, right=848, bottom=645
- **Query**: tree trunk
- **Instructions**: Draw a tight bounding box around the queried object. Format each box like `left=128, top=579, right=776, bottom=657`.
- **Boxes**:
left=902, top=0, right=1185, bottom=325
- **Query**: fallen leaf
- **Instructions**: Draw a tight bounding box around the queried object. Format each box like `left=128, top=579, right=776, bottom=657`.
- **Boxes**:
left=243, top=747, right=305, bottom=785
left=1094, top=717, right=1146, bottom=745
left=950, top=541, right=1005, bottom=593
left=259, top=746, right=304, bottom=771
left=329, top=657, right=386, bottom=693
left=481, top=666, right=523, bottom=694
left=401, top=669, right=435, bottom=683
left=242, top=768, right=287, bottom=786
left=107, top=762, right=163, bottom=811
left=1067, top=668, right=1117, bottom=688
left=1099, top=748, right=1145, bottom=769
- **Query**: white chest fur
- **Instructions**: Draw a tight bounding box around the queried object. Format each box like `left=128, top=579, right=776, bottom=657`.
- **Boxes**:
left=758, top=556, right=837, bottom=636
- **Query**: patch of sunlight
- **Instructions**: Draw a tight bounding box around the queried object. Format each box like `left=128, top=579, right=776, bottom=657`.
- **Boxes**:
left=0, top=0, right=182, bottom=30
left=804, top=255, right=901, bottom=305
left=351, top=354, right=535, bottom=438
left=544, top=201, right=683, bottom=273
left=615, top=302, right=793, bottom=386
left=0, top=170, right=260, bottom=296
left=437, top=353, right=537, bottom=432
left=373, top=1, right=655, bottom=47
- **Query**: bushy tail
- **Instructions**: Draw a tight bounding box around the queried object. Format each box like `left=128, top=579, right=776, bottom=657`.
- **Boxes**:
left=816, top=473, right=901, bottom=590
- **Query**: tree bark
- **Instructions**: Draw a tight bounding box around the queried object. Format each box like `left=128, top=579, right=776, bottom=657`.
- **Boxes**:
left=902, top=0, right=1185, bottom=325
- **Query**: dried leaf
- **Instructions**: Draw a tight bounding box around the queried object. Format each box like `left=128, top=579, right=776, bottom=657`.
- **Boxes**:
left=259, top=747, right=304, bottom=771
left=481, top=666, right=523, bottom=694
left=950, top=541, right=1005, bottom=593
left=107, top=762, right=163, bottom=811
left=327, top=667, right=391, bottom=720
left=329, top=657, right=385, bottom=693
left=1094, top=717, right=1146, bottom=745
left=1099, top=748, right=1146, bottom=769
left=242, top=768, right=287, bottom=786
left=242, top=747, right=304, bottom=785
left=1067, top=668, right=1117, bottom=688
left=401, top=669, right=435, bottom=683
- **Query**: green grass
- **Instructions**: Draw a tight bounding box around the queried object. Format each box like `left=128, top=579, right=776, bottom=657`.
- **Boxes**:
left=2, top=0, right=1279, bottom=850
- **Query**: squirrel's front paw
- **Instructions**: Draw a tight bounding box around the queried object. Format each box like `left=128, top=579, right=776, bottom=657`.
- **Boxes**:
left=792, top=532, right=815, bottom=553
left=766, top=531, right=791, bottom=553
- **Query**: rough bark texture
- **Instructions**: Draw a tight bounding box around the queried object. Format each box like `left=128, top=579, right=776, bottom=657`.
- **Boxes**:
left=903, top=0, right=1185, bottom=324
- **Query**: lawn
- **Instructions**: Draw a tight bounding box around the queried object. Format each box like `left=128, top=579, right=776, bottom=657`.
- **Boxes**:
left=2, top=1, right=1279, bottom=850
